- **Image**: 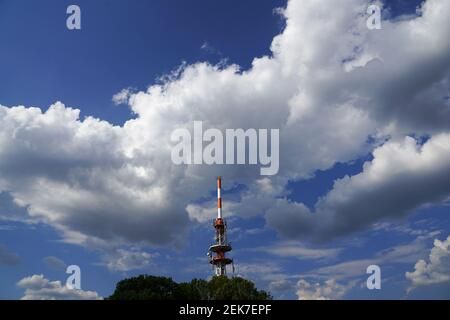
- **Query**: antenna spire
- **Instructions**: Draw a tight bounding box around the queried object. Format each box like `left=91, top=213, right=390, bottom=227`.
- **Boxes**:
left=208, top=176, right=233, bottom=276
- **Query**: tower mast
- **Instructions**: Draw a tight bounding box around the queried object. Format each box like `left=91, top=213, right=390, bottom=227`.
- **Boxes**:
left=208, top=176, right=233, bottom=276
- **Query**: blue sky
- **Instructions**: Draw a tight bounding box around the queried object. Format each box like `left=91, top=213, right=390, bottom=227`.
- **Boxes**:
left=1, top=0, right=449, bottom=300
left=0, top=0, right=285, bottom=124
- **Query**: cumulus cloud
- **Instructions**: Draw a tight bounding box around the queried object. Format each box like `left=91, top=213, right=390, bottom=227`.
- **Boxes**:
left=112, top=88, right=133, bottom=105
left=0, top=102, right=189, bottom=249
left=17, top=274, right=102, bottom=300
left=296, top=278, right=351, bottom=300
left=0, top=0, right=449, bottom=259
left=267, top=134, right=450, bottom=241
left=406, top=235, right=450, bottom=288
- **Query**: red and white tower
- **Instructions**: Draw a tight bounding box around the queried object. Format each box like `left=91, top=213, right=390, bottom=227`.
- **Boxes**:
left=208, top=176, right=233, bottom=276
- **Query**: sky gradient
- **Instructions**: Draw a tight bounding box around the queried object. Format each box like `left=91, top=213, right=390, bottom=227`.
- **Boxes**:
left=1, top=0, right=449, bottom=300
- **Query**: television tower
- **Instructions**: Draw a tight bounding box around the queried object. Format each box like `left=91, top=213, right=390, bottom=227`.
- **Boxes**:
left=208, top=176, right=233, bottom=276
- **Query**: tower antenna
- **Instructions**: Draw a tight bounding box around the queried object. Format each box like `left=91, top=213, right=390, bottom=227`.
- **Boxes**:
left=208, top=176, right=233, bottom=276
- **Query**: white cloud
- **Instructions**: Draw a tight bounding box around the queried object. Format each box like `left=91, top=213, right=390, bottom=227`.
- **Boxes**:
left=267, top=134, right=450, bottom=241
left=256, top=241, right=342, bottom=261
left=105, top=248, right=152, bottom=272
left=17, top=274, right=102, bottom=300
left=296, top=278, right=351, bottom=300
left=305, top=234, right=436, bottom=281
left=0, top=102, right=189, bottom=249
left=112, top=88, right=133, bottom=105
left=406, top=235, right=450, bottom=288
left=0, top=0, right=448, bottom=259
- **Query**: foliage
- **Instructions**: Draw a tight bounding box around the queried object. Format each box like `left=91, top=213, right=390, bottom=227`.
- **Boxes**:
left=108, top=275, right=272, bottom=300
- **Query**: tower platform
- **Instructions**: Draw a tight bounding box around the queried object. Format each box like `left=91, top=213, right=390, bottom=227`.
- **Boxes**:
left=210, top=257, right=233, bottom=265
left=209, top=244, right=232, bottom=253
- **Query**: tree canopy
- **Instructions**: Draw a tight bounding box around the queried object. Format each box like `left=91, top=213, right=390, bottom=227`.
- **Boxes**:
left=108, top=275, right=272, bottom=300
